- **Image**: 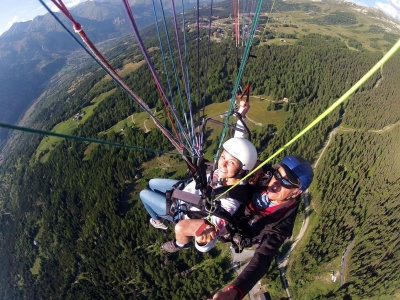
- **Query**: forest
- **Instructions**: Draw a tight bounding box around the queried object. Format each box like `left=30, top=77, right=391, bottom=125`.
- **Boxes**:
left=0, top=1, right=400, bottom=299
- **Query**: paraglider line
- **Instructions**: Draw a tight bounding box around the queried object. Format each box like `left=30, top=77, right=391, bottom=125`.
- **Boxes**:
left=0, top=122, right=196, bottom=158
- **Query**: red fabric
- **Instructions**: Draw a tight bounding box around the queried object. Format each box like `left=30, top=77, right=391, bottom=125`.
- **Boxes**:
left=248, top=192, right=297, bottom=219
left=225, top=285, right=244, bottom=300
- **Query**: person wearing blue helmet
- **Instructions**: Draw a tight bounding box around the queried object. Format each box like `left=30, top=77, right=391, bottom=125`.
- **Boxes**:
left=207, top=155, right=314, bottom=300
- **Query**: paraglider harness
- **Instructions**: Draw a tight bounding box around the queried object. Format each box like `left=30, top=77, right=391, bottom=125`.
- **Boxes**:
left=166, top=161, right=299, bottom=253
left=164, top=158, right=252, bottom=253
left=164, top=159, right=284, bottom=253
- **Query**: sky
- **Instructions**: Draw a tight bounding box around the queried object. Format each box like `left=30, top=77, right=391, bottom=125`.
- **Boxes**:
left=0, top=0, right=400, bottom=36
left=0, top=0, right=89, bottom=36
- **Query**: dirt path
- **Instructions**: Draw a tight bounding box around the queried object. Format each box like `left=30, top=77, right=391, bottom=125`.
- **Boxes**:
left=368, top=122, right=400, bottom=133
left=156, top=157, right=171, bottom=168
left=144, top=119, right=150, bottom=133
left=313, top=127, right=338, bottom=168
left=340, top=239, right=355, bottom=286
left=339, top=121, right=400, bottom=134
left=246, top=116, right=263, bottom=126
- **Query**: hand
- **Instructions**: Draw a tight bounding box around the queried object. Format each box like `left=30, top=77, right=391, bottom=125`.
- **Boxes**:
left=237, top=100, right=250, bottom=119
left=195, top=225, right=217, bottom=244
left=207, top=289, right=239, bottom=300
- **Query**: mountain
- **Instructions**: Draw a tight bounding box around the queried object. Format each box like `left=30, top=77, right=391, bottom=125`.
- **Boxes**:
left=0, top=0, right=161, bottom=148
left=0, top=0, right=212, bottom=149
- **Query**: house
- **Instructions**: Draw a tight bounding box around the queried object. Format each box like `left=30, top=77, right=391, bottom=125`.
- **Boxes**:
left=72, top=111, right=85, bottom=122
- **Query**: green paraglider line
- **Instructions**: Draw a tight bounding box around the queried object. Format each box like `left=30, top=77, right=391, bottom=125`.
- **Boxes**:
left=212, top=37, right=400, bottom=201
left=215, top=0, right=265, bottom=161
left=0, top=122, right=196, bottom=158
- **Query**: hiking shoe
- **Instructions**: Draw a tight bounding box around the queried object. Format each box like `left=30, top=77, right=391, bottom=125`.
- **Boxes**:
left=150, top=218, right=168, bottom=230
left=162, top=239, right=193, bottom=253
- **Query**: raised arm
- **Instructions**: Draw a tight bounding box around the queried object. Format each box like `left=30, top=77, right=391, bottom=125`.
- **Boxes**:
left=234, top=100, right=250, bottom=138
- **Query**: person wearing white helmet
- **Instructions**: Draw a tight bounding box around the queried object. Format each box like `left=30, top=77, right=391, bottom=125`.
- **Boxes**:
left=139, top=100, right=257, bottom=252
left=161, top=134, right=257, bottom=253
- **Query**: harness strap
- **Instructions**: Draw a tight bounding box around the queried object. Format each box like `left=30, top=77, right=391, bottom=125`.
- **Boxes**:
left=171, top=189, right=205, bottom=209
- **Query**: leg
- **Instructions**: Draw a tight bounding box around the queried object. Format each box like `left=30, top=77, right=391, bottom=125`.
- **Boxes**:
left=139, top=178, right=179, bottom=222
left=161, top=219, right=203, bottom=253
left=149, top=178, right=179, bottom=194
left=139, top=189, right=172, bottom=222
left=174, top=219, right=205, bottom=244
left=162, top=219, right=217, bottom=253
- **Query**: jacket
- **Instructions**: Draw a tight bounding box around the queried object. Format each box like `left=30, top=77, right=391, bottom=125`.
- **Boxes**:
left=231, top=194, right=301, bottom=296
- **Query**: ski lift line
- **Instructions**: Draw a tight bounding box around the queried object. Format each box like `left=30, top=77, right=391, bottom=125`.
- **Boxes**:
left=157, top=0, right=192, bottom=142
left=122, top=0, right=187, bottom=151
left=0, top=122, right=196, bottom=158
left=213, top=37, right=400, bottom=202
left=40, top=0, right=186, bottom=154
left=215, top=0, right=264, bottom=161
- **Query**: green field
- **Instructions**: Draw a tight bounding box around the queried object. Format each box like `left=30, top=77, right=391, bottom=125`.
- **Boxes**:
left=259, top=0, right=399, bottom=52
left=35, top=89, right=116, bottom=162
left=35, top=87, right=289, bottom=164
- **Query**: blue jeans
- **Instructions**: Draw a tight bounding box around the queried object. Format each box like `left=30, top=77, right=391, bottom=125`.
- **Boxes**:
left=139, top=178, right=179, bottom=222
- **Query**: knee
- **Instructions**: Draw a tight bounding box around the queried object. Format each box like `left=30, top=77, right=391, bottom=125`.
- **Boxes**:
left=175, top=221, right=185, bottom=235
left=139, top=190, right=149, bottom=202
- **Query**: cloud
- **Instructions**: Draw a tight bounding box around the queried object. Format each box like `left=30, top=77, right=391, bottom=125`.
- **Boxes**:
left=376, top=0, right=400, bottom=19
left=65, top=0, right=89, bottom=8
left=6, top=16, right=20, bottom=30
left=47, top=0, right=88, bottom=11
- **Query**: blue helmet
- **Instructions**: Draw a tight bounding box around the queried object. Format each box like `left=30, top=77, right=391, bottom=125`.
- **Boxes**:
left=278, top=155, right=314, bottom=191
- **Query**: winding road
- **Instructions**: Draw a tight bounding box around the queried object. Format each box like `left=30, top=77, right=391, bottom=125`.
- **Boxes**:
left=340, top=239, right=355, bottom=286
left=275, top=125, right=339, bottom=299
left=274, top=121, right=399, bottom=298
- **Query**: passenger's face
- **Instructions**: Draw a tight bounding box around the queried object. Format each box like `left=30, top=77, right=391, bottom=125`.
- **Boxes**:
left=217, top=150, right=241, bottom=179
left=267, top=167, right=299, bottom=201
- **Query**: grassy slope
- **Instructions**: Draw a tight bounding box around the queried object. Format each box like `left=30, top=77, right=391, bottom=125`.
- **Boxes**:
left=261, top=0, right=399, bottom=51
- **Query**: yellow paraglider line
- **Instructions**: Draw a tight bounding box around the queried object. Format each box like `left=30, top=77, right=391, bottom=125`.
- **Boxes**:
left=213, top=37, right=400, bottom=201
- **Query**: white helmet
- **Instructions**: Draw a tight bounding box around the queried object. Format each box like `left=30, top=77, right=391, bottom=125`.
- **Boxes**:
left=222, top=138, right=258, bottom=171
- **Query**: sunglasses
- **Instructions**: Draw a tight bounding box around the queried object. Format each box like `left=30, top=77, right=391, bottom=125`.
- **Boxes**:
left=273, top=170, right=299, bottom=189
